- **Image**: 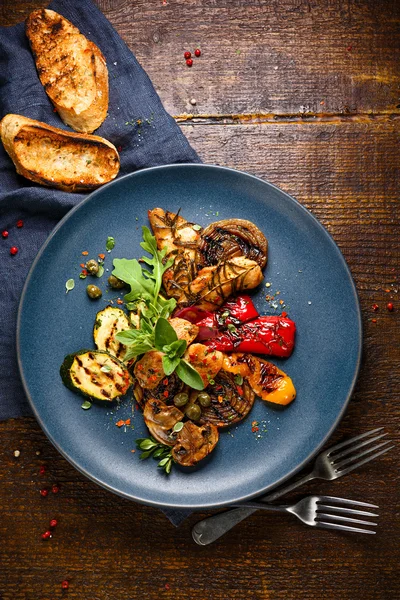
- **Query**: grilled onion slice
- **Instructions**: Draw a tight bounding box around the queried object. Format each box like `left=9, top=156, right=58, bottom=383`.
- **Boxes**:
left=199, top=219, right=268, bottom=268
left=199, top=370, right=255, bottom=428
left=171, top=421, right=219, bottom=466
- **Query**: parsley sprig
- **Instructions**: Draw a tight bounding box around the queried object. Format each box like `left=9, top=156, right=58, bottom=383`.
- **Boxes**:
left=136, top=437, right=173, bottom=474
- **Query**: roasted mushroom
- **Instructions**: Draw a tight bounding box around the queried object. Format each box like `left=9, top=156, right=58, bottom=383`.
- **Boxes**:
left=199, top=370, right=255, bottom=427
left=178, top=256, right=263, bottom=311
left=143, top=398, right=184, bottom=446
left=199, top=218, right=268, bottom=268
left=171, top=421, right=219, bottom=466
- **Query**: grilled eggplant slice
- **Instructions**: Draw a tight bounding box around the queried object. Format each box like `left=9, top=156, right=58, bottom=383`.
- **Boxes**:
left=171, top=421, right=219, bottom=466
left=199, top=218, right=268, bottom=268
left=199, top=370, right=255, bottom=428
left=93, top=306, right=131, bottom=360
left=143, top=398, right=184, bottom=446
left=60, top=350, right=132, bottom=401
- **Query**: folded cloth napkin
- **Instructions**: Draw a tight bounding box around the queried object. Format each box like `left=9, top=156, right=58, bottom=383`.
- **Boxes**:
left=0, top=0, right=199, bottom=525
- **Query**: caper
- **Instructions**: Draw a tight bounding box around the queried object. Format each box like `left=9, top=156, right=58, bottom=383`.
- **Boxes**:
left=185, top=403, right=201, bottom=421
left=173, top=392, right=189, bottom=407
left=197, top=392, right=211, bottom=407
left=108, top=274, right=125, bottom=289
left=85, top=259, right=99, bottom=275
left=86, top=284, right=102, bottom=299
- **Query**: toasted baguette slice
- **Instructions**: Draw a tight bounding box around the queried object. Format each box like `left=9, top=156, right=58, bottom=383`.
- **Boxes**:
left=0, top=114, right=120, bottom=192
left=26, top=9, right=108, bottom=133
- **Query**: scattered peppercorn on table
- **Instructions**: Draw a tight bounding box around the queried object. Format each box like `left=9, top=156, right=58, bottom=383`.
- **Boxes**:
left=1, top=1, right=399, bottom=599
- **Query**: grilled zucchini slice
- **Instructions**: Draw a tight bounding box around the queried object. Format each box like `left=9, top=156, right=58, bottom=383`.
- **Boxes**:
left=60, top=349, right=132, bottom=401
left=93, top=306, right=131, bottom=360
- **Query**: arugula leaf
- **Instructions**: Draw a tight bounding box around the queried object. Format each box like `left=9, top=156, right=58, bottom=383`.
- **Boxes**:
left=112, top=258, right=153, bottom=302
left=140, top=226, right=173, bottom=300
left=175, top=359, right=205, bottom=390
left=154, top=317, right=177, bottom=350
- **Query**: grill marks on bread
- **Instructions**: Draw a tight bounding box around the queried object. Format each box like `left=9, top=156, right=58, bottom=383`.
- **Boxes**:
left=0, top=114, right=119, bottom=192
left=26, top=9, right=109, bottom=133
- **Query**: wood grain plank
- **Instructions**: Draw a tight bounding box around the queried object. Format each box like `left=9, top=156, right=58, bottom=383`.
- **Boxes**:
left=1, top=0, right=399, bottom=115
left=92, top=0, right=400, bottom=115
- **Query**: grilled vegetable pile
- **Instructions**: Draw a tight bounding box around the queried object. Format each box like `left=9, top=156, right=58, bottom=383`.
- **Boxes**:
left=60, top=208, right=297, bottom=473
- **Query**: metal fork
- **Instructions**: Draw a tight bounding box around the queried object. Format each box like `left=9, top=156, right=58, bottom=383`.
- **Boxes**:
left=230, top=496, right=379, bottom=534
left=192, top=427, right=393, bottom=545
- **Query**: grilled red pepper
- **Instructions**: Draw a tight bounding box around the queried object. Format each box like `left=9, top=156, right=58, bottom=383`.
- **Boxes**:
left=203, top=316, right=296, bottom=358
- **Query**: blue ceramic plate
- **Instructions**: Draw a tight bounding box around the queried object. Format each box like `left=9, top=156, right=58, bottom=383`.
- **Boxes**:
left=17, top=164, right=362, bottom=509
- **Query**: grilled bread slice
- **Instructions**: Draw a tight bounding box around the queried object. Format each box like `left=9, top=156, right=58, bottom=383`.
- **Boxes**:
left=26, top=9, right=108, bottom=133
left=0, top=114, right=120, bottom=192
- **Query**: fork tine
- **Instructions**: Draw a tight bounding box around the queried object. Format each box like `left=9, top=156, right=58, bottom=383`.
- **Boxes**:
left=317, top=504, right=379, bottom=517
left=317, top=496, right=379, bottom=509
left=325, top=428, right=384, bottom=455
left=335, top=444, right=395, bottom=476
left=317, top=513, right=378, bottom=527
left=316, top=521, right=377, bottom=535
left=330, top=433, right=388, bottom=462
left=333, top=440, right=392, bottom=470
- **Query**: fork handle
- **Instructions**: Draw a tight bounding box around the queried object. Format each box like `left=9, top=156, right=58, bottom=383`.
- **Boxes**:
left=259, top=471, right=315, bottom=503
left=192, top=471, right=315, bottom=546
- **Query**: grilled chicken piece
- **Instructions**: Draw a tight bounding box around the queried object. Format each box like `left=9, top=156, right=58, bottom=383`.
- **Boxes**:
left=134, top=350, right=165, bottom=389
left=168, top=317, right=199, bottom=346
left=246, top=356, right=296, bottom=405
left=183, top=343, right=224, bottom=387
left=199, top=370, right=255, bottom=428
left=171, top=421, right=219, bottom=466
left=148, top=208, right=202, bottom=299
left=179, top=256, right=263, bottom=311
left=199, top=219, right=268, bottom=268
left=143, top=398, right=184, bottom=446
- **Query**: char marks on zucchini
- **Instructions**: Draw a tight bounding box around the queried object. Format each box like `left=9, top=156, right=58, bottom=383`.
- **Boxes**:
left=60, top=350, right=132, bottom=401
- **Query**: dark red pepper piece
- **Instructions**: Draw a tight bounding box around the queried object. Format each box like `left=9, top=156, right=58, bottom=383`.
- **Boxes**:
left=203, top=316, right=296, bottom=358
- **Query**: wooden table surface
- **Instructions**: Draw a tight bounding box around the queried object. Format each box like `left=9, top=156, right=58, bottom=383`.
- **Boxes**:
left=1, top=1, right=399, bottom=599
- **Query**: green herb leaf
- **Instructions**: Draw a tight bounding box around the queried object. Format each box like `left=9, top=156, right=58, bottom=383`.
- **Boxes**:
left=172, top=421, right=184, bottom=433
left=112, top=258, right=154, bottom=301
left=192, top=224, right=202, bottom=231
left=162, top=339, right=187, bottom=358
left=65, top=278, right=75, bottom=293
left=81, top=400, right=92, bottom=410
left=158, top=457, right=170, bottom=467
left=106, top=236, right=115, bottom=252
left=165, top=458, right=172, bottom=474
left=162, top=355, right=181, bottom=376
left=139, top=439, right=158, bottom=451
left=175, top=359, right=205, bottom=390
left=234, top=374, right=243, bottom=385
left=154, top=317, right=178, bottom=350
left=96, top=265, right=105, bottom=278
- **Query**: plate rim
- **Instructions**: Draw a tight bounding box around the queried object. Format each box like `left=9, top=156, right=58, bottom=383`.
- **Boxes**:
left=16, top=163, right=363, bottom=509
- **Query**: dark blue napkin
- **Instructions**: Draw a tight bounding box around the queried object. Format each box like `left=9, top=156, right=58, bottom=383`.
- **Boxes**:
left=0, top=0, right=199, bottom=525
